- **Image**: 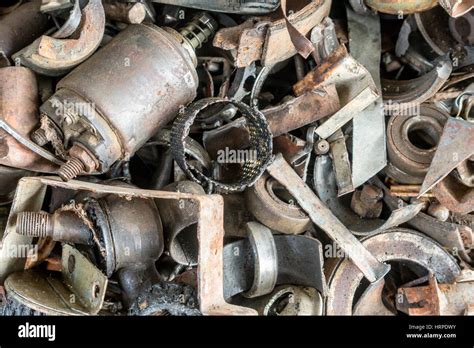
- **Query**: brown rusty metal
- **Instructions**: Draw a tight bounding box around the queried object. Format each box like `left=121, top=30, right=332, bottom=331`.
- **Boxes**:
left=263, top=85, right=340, bottom=137
left=24, top=237, right=56, bottom=270
left=155, top=181, right=205, bottom=266
left=202, top=86, right=339, bottom=156
left=0, top=176, right=256, bottom=315
left=262, top=0, right=332, bottom=66
left=386, top=104, right=449, bottom=185
left=389, top=184, right=434, bottom=198
left=432, top=162, right=474, bottom=214
left=439, top=0, right=474, bottom=17
left=397, top=272, right=474, bottom=315
left=38, top=19, right=212, bottom=181
left=267, top=154, right=391, bottom=283
left=213, top=17, right=271, bottom=68
left=0, top=0, right=49, bottom=66
left=325, top=229, right=461, bottom=315
left=350, top=185, right=383, bottom=219
left=213, top=0, right=331, bottom=67
left=372, top=176, right=473, bottom=263
left=103, top=0, right=146, bottom=24
left=294, top=45, right=351, bottom=96
left=0, top=67, right=58, bottom=173
left=364, top=0, right=438, bottom=14
left=13, top=0, right=105, bottom=76
left=245, top=173, right=311, bottom=235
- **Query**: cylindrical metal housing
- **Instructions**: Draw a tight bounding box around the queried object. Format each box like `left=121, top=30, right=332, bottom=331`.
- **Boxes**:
left=41, top=23, right=199, bottom=173
left=0, top=0, right=49, bottom=64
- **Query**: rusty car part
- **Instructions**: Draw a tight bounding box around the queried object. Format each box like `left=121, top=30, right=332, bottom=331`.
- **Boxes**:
left=294, top=44, right=387, bottom=189
left=14, top=181, right=165, bottom=307
left=36, top=14, right=217, bottom=181
left=245, top=173, right=311, bottom=235
left=386, top=104, right=449, bottom=184
left=267, top=154, right=391, bottom=283
left=420, top=117, right=474, bottom=195
left=371, top=176, right=473, bottom=263
left=262, top=85, right=340, bottom=138
left=13, top=0, right=105, bottom=76
left=213, top=0, right=332, bottom=67
left=171, top=98, right=273, bottom=193
left=0, top=176, right=256, bottom=315
left=313, top=155, right=386, bottom=234
left=449, top=10, right=474, bottom=46
left=103, top=0, right=147, bottom=24
left=310, top=17, right=339, bottom=65
left=50, top=0, right=81, bottom=39
left=16, top=207, right=93, bottom=245
left=233, top=285, right=323, bottom=315
left=440, top=0, right=474, bottom=17
left=223, top=225, right=326, bottom=299
left=432, top=159, right=474, bottom=213
left=453, top=89, right=474, bottom=122
left=325, top=229, right=461, bottom=315
left=202, top=86, right=339, bottom=156
left=155, top=181, right=205, bottom=266
left=241, top=222, right=278, bottom=298
left=0, top=0, right=49, bottom=66
left=328, top=129, right=354, bottom=196
left=3, top=244, right=107, bottom=315
left=353, top=280, right=394, bottom=316
left=313, top=155, right=426, bottom=236
left=363, top=0, right=438, bottom=14
left=151, top=0, right=280, bottom=14
left=382, top=58, right=453, bottom=111
left=0, top=67, right=59, bottom=173
left=389, top=184, right=435, bottom=198
left=397, top=272, right=474, bottom=315
left=350, top=184, right=384, bottom=219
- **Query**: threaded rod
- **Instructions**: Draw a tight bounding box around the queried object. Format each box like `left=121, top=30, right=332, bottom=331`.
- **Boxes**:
left=16, top=212, right=53, bottom=238
left=58, top=157, right=84, bottom=181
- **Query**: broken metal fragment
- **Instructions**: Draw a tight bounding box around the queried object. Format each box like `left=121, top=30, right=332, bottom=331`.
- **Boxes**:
left=267, top=154, right=390, bottom=283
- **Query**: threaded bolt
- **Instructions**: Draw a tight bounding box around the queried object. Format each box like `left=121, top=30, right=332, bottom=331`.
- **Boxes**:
left=16, top=210, right=93, bottom=244
left=58, top=157, right=85, bottom=181
left=16, top=212, right=53, bottom=238
left=31, top=129, right=48, bottom=146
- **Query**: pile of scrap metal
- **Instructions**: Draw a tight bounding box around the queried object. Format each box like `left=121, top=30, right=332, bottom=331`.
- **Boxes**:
left=0, top=0, right=472, bottom=316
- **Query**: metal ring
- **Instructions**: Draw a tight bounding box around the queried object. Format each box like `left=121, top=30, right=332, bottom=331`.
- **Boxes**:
left=171, top=97, right=273, bottom=193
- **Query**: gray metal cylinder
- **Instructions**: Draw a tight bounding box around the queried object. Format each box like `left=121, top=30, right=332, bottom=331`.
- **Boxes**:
left=42, top=23, right=199, bottom=173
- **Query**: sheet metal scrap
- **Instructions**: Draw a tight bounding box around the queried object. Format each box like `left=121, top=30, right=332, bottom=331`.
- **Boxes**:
left=0, top=0, right=473, bottom=318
